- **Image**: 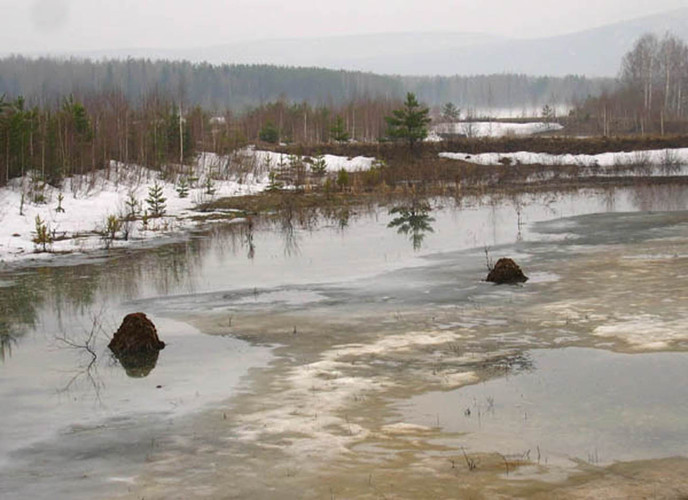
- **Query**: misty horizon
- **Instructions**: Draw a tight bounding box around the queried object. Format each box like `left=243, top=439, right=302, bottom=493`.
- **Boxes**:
left=1, top=1, right=685, bottom=54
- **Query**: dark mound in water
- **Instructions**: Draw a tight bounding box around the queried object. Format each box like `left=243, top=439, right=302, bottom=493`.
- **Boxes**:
left=108, top=312, right=165, bottom=377
left=486, top=258, right=528, bottom=285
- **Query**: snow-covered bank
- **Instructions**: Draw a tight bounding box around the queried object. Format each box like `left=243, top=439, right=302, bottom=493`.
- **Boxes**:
left=0, top=148, right=383, bottom=265
left=432, top=121, right=563, bottom=138
left=0, top=155, right=267, bottom=264
left=440, top=147, right=688, bottom=167
left=249, top=148, right=376, bottom=172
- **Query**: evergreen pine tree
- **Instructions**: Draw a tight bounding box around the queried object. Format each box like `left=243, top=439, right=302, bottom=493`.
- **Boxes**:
left=176, top=176, right=190, bottom=198
left=146, top=182, right=167, bottom=217
left=125, top=192, right=140, bottom=220
left=266, top=171, right=283, bottom=192
left=441, top=102, right=461, bottom=122
left=32, top=215, right=52, bottom=252
left=203, top=176, right=216, bottom=196
left=385, top=93, right=431, bottom=150
left=259, top=121, right=279, bottom=144
left=336, top=169, right=350, bottom=191
left=311, top=154, right=327, bottom=176
left=330, top=115, right=349, bottom=143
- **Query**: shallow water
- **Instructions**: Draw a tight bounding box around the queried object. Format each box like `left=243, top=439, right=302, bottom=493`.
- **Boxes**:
left=397, top=348, right=688, bottom=466
left=1, top=184, right=688, bottom=498
left=0, top=317, right=271, bottom=499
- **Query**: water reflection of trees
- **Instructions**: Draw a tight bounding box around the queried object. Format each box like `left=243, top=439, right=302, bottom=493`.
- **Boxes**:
left=0, top=279, right=42, bottom=361
left=55, top=315, right=104, bottom=398
left=387, top=200, right=436, bottom=250
left=628, top=183, right=688, bottom=212
left=244, top=218, right=256, bottom=259
left=3, top=183, right=688, bottom=361
left=271, top=197, right=363, bottom=255
left=280, top=209, right=301, bottom=257
left=0, top=331, right=17, bottom=361
left=0, top=219, right=271, bottom=360
left=0, top=246, right=193, bottom=361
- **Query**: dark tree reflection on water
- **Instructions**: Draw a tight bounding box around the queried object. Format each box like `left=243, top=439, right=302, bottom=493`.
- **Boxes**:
left=244, top=218, right=256, bottom=260
left=387, top=200, right=436, bottom=251
left=630, top=183, right=688, bottom=212
left=0, top=279, right=42, bottom=361
left=0, top=331, right=17, bottom=362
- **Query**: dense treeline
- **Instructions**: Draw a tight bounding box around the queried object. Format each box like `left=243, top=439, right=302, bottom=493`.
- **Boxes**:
left=0, top=57, right=403, bottom=111
left=0, top=91, right=197, bottom=185
left=409, top=74, right=605, bottom=113
left=0, top=56, right=608, bottom=111
left=575, top=32, right=688, bottom=135
left=0, top=88, right=406, bottom=186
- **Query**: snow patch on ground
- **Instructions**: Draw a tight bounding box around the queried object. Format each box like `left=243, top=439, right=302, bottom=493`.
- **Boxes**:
left=433, top=122, right=563, bottom=138
left=592, top=315, right=688, bottom=350
left=249, top=148, right=376, bottom=172
left=440, top=148, right=688, bottom=167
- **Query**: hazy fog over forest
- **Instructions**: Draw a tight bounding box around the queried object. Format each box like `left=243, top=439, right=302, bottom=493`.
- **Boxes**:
left=2, top=0, right=686, bottom=52
left=1, top=2, right=687, bottom=116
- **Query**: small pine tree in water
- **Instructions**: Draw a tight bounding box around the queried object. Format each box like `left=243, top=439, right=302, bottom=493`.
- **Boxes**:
left=146, top=182, right=166, bottom=217
left=336, top=169, right=350, bottom=191
left=102, top=214, right=122, bottom=249
left=323, top=177, right=335, bottom=197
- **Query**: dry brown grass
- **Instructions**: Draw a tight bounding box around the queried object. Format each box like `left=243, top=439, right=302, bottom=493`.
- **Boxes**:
left=272, top=134, right=688, bottom=160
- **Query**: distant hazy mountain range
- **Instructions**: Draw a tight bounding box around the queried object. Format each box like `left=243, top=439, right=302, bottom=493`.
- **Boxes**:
left=53, top=8, right=688, bottom=77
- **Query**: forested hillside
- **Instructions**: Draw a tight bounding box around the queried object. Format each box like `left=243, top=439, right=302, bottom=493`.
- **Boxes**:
left=0, top=57, right=610, bottom=111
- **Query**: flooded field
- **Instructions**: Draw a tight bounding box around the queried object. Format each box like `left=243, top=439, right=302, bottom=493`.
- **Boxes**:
left=2, top=184, right=688, bottom=499
left=398, top=348, right=688, bottom=465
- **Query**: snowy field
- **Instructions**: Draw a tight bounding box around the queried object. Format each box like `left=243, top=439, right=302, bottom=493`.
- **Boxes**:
left=0, top=148, right=376, bottom=265
left=431, top=121, right=564, bottom=138
left=439, top=147, right=688, bottom=167
left=250, top=149, right=375, bottom=172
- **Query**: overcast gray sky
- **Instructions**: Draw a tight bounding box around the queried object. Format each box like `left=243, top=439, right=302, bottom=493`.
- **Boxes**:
left=1, top=0, right=686, bottom=53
